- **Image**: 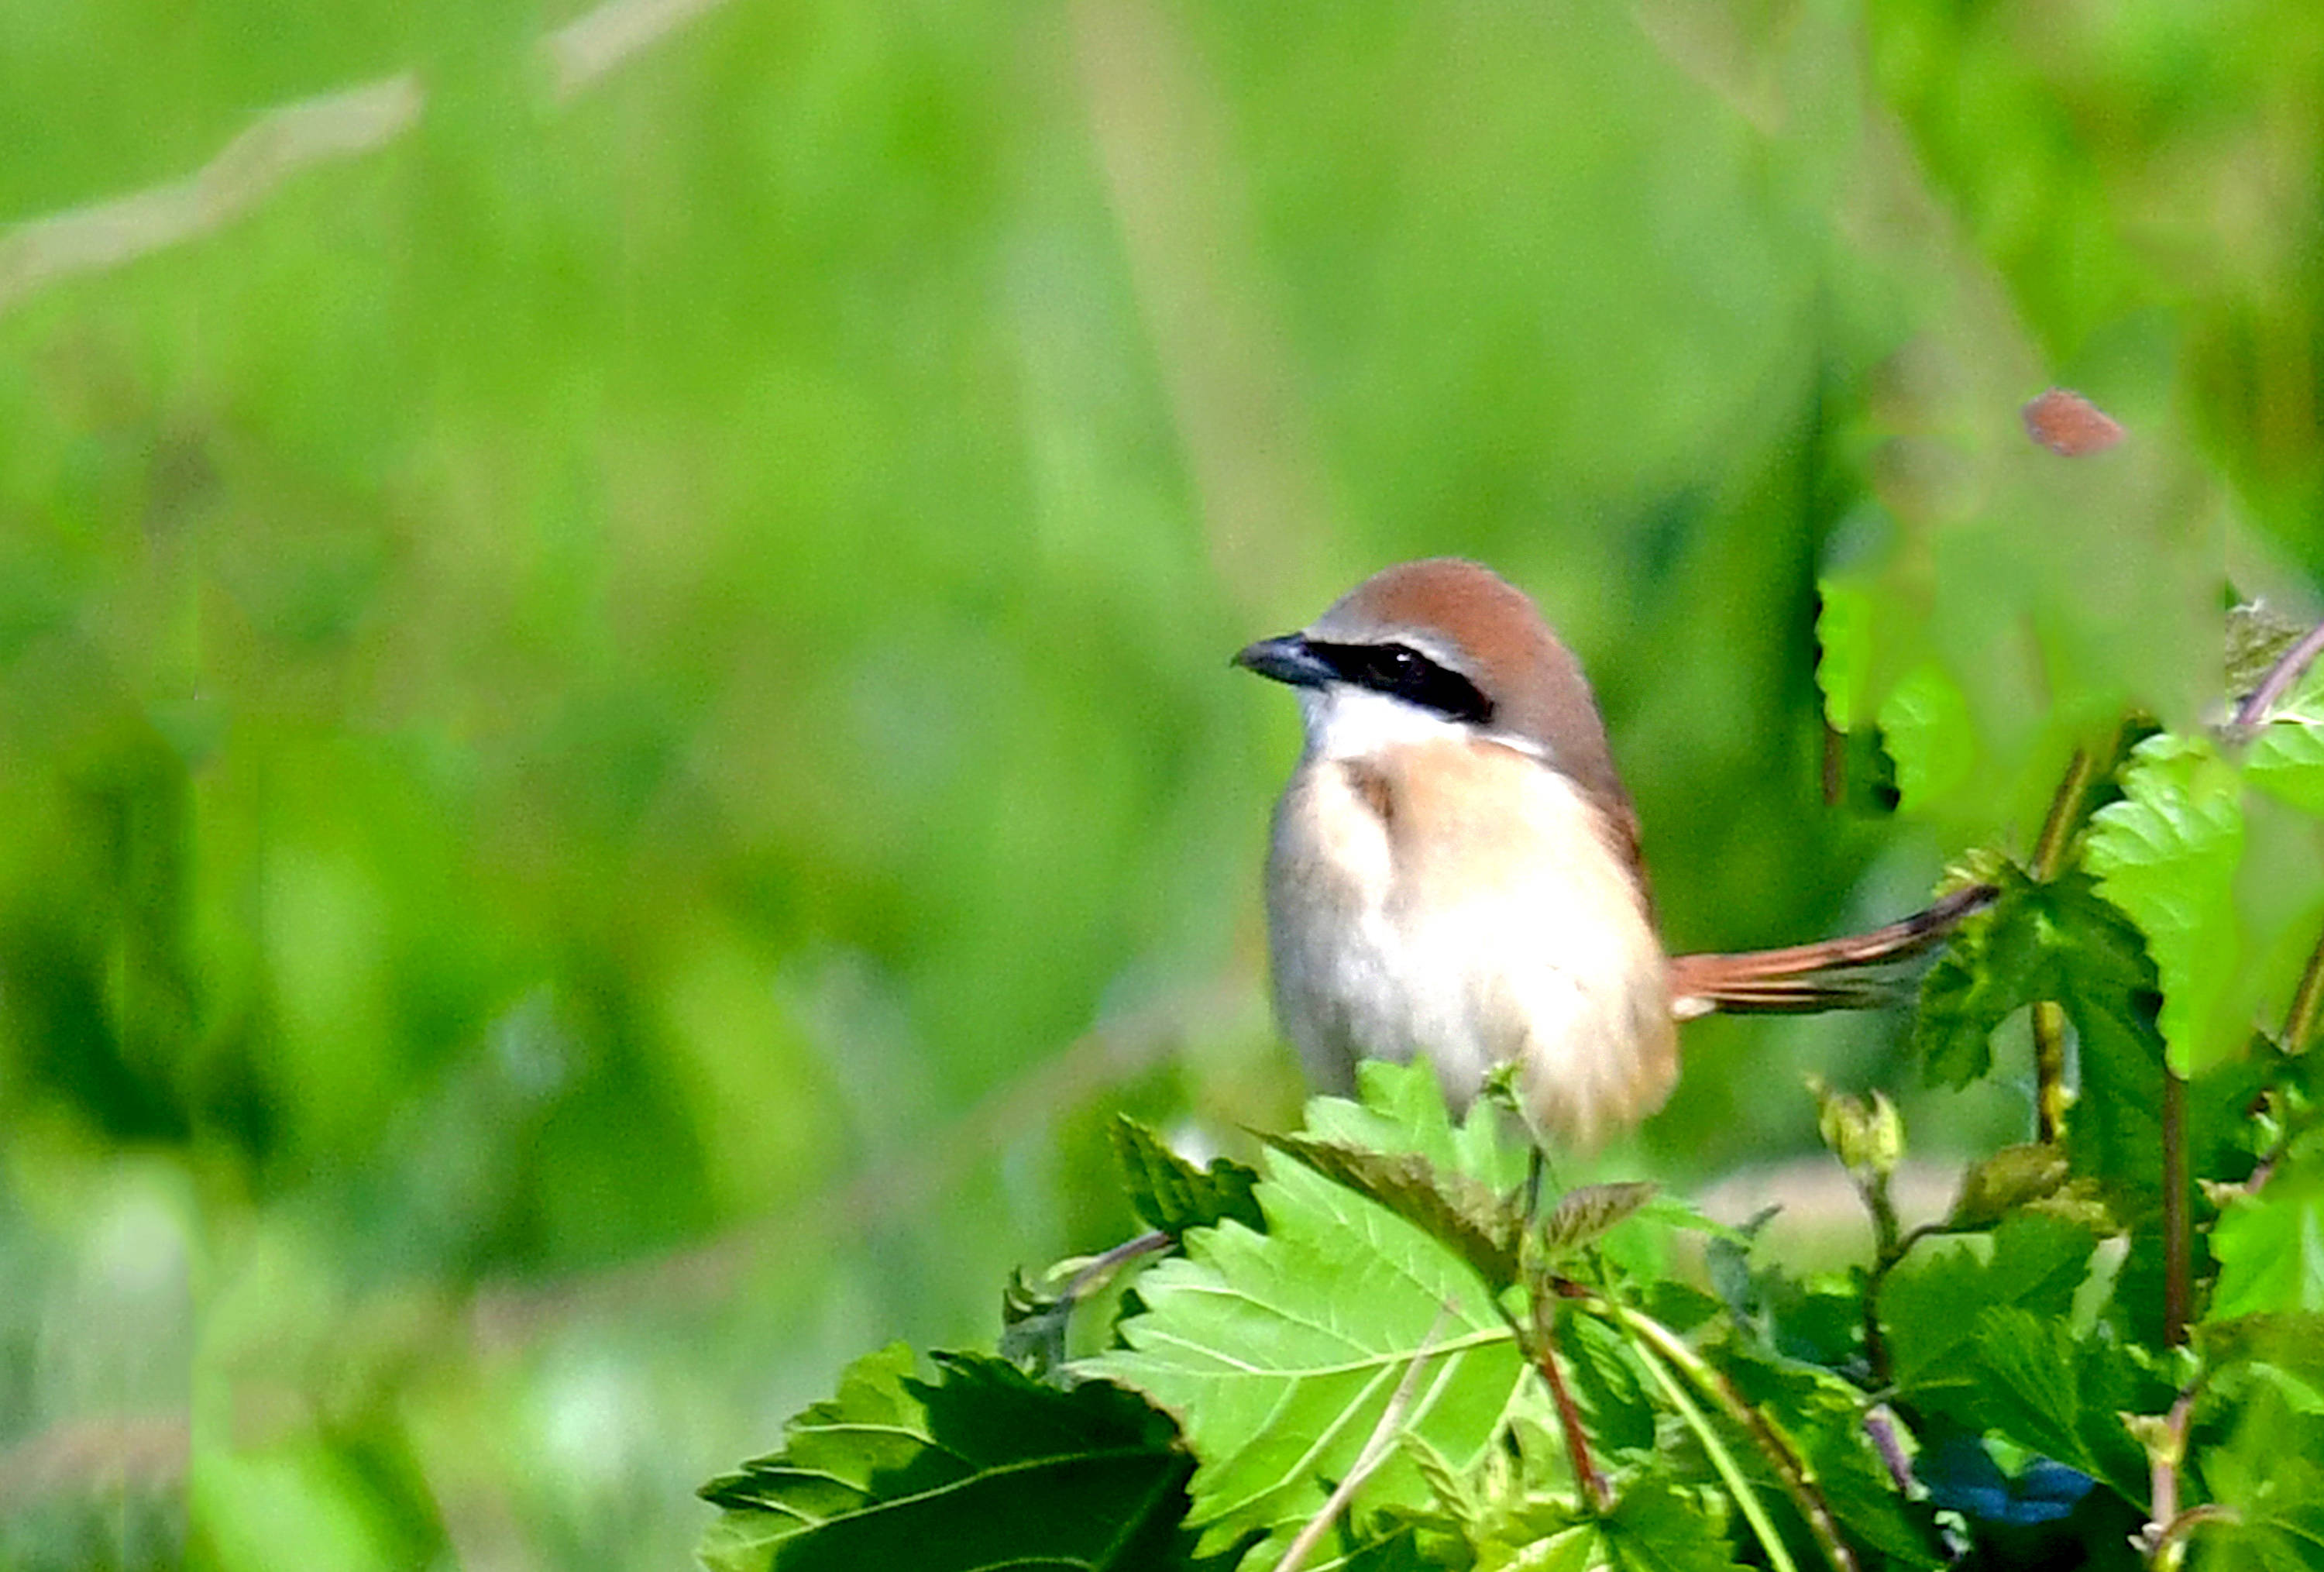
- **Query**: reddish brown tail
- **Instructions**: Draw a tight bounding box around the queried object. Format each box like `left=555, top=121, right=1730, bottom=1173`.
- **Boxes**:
left=1666, top=884, right=1998, bottom=1018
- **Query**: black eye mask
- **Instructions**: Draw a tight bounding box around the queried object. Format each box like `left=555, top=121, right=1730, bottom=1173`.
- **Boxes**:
left=1306, top=640, right=1495, bottom=728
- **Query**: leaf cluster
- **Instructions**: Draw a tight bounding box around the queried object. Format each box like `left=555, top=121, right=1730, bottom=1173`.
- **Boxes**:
left=700, top=606, right=2324, bottom=1569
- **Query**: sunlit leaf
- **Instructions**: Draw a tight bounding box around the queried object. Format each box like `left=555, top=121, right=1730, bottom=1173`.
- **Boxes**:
left=1080, top=1154, right=1530, bottom=1564
left=1878, top=662, right=1979, bottom=810
left=2085, top=734, right=2248, bottom=1074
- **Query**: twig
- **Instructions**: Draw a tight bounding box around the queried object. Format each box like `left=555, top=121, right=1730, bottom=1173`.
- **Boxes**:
left=2283, top=927, right=2324, bottom=1057
left=2025, top=739, right=2113, bottom=1147
left=1277, top=1305, right=1455, bottom=1572
left=2161, top=1066, right=2190, bottom=1347
left=1062, top=1230, right=1172, bottom=1302
left=1861, top=1222, right=1940, bottom=1391
left=1862, top=1407, right=1913, bottom=1495
left=2032, top=746, right=2098, bottom=879
left=2232, top=617, right=2324, bottom=731
left=2134, top=1387, right=2206, bottom=1571
left=1530, top=1287, right=1612, bottom=1512
left=1616, top=1307, right=1808, bottom=1572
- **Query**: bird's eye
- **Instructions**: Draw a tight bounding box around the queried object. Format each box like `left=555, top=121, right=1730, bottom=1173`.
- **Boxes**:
left=1384, top=646, right=1419, bottom=675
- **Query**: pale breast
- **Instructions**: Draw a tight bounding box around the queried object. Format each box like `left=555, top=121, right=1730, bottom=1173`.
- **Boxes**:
left=1264, top=738, right=1676, bottom=1144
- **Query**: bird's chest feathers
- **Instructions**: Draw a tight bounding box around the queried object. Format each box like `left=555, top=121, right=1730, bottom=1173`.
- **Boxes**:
left=1271, top=736, right=1658, bottom=1023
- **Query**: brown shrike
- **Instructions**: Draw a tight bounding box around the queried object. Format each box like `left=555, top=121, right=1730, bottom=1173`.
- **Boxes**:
left=1236, top=558, right=1990, bottom=1145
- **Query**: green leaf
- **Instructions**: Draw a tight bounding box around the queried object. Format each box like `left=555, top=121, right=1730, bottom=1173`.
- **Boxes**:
left=2210, top=1144, right=2324, bottom=1320
left=1542, top=1182, right=1661, bottom=1256
left=1915, top=864, right=2050, bottom=1088
left=1710, top=1340, right=1944, bottom=1567
left=1114, top=1116, right=1267, bottom=1240
left=698, top=1343, right=926, bottom=1518
left=1816, top=579, right=1875, bottom=733
left=1958, top=1306, right=2153, bottom=1502
left=1879, top=1212, right=2099, bottom=1400
left=1264, top=1131, right=1524, bottom=1292
left=1080, top=1153, right=1529, bottom=1564
left=1914, top=865, right=2170, bottom=1226
left=1302, top=1059, right=1534, bottom=1196
left=2188, top=1378, right=2324, bottom=1571
left=2247, top=716, right=2324, bottom=819
left=1879, top=661, right=1979, bottom=810
left=697, top=1347, right=1202, bottom=1572
left=2085, top=733, right=2248, bottom=1074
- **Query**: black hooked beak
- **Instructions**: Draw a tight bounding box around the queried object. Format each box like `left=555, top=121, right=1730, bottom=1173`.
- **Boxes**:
left=1233, top=633, right=1337, bottom=689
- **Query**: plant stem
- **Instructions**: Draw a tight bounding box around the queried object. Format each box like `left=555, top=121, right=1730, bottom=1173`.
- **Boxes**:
left=2233, top=614, right=2324, bottom=730
left=1528, top=1292, right=1611, bottom=1512
left=2284, top=925, right=2324, bottom=1056
left=1615, top=1304, right=1859, bottom=1572
left=1623, top=1319, right=1803, bottom=1572
left=1278, top=1307, right=1453, bottom=1572
left=2032, top=745, right=2097, bottom=879
left=2026, top=741, right=2107, bottom=1149
left=2161, top=1065, right=2190, bottom=1347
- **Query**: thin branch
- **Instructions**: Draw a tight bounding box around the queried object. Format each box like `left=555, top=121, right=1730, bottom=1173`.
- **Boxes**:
left=1618, top=1308, right=1807, bottom=1572
left=2233, top=616, right=2324, bottom=731
left=2283, top=926, right=2324, bottom=1057
left=2032, top=745, right=2098, bottom=879
left=1530, top=1289, right=1612, bottom=1512
left=1277, top=1305, right=1455, bottom=1572
left=2161, top=1066, right=2191, bottom=1347
left=1619, top=1303, right=1860, bottom=1572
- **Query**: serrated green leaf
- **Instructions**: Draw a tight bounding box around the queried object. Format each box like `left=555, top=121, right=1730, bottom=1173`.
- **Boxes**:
left=1915, top=864, right=2170, bottom=1226
left=1265, top=1131, right=1524, bottom=1291
left=1079, top=1154, right=1530, bottom=1566
left=2085, top=734, right=2248, bottom=1074
left=1542, top=1182, right=1661, bottom=1255
left=697, top=1347, right=1202, bottom=1572
left=1700, top=1335, right=1942, bottom=1567
left=1114, top=1116, right=1267, bottom=1240
left=698, top=1343, right=927, bottom=1517
left=1915, top=864, right=2048, bottom=1088
left=2187, top=1377, right=2324, bottom=1571
left=2210, top=1147, right=2324, bottom=1320
left=1301, top=1059, right=1534, bottom=1196
left=1879, top=1213, right=2099, bottom=1401
left=1960, top=1306, right=2152, bottom=1502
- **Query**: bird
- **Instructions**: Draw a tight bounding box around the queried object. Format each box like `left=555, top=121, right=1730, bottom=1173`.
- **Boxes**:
left=1235, top=557, right=1992, bottom=1146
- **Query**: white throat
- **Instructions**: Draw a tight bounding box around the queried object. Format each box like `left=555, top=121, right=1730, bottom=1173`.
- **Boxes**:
left=1298, top=683, right=1544, bottom=764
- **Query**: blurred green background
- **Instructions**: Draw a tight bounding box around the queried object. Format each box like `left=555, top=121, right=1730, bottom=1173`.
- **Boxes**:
left=1, top=0, right=2318, bottom=1567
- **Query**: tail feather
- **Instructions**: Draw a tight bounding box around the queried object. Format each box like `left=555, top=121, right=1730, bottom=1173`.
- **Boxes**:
left=1667, top=883, right=1997, bottom=1018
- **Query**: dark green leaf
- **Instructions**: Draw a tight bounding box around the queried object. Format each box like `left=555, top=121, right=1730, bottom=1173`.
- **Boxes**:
left=1916, top=863, right=2050, bottom=1088
left=1542, top=1182, right=1661, bottom=1255
left=1113, top=1116, right=1266, bottom=1240
left=698, top=1348, right=1203, bottom=1572
left=1879, top=1212, right=2100, bottom=1399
